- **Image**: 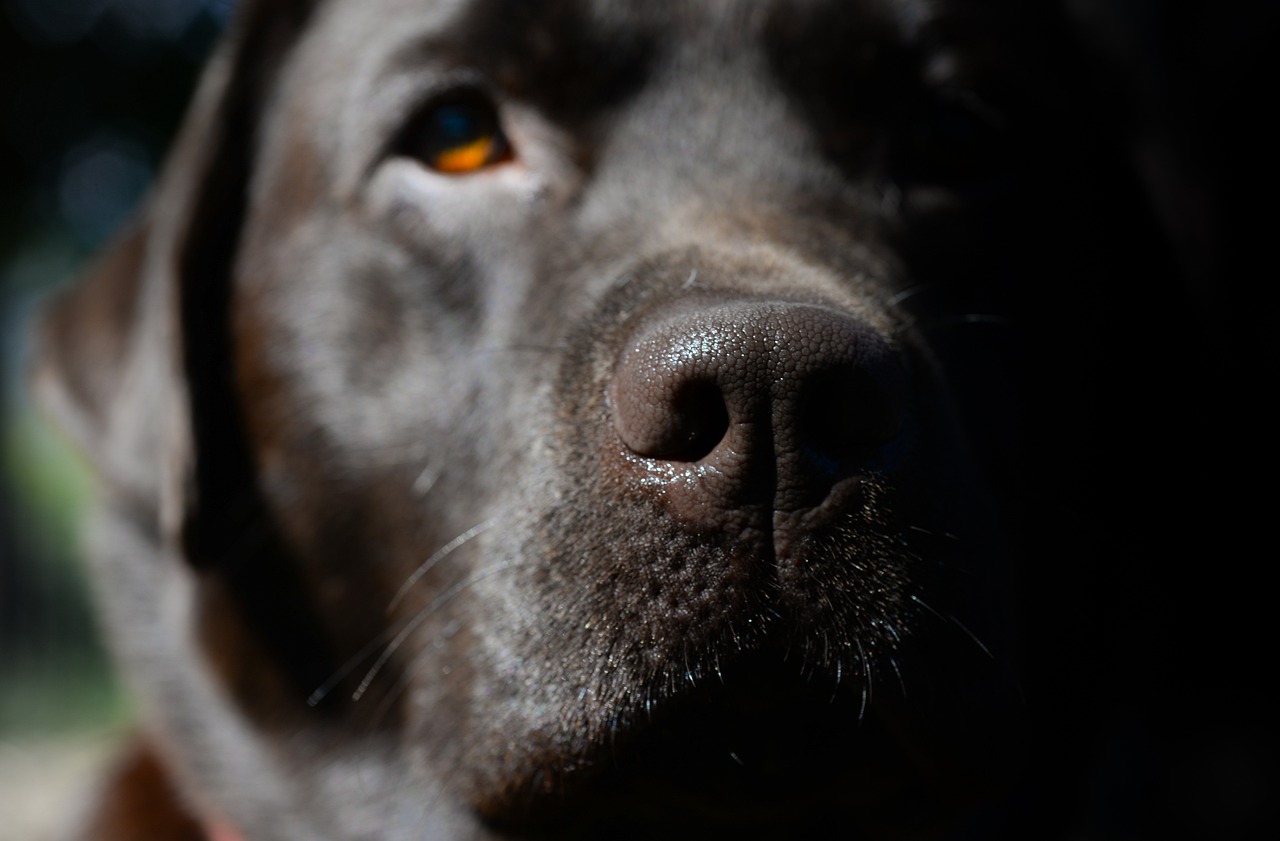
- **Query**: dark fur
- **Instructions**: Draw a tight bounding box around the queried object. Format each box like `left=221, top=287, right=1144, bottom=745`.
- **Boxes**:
left=36, top=0, right=1237, bottom=838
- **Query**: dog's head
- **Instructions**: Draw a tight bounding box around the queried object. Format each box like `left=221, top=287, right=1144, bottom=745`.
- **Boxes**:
left=36, top=1, right=1143, bottom=838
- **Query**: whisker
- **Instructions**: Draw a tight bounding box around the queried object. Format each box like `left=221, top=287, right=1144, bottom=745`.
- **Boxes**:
left=855, top=637, right=871, bottom=722
left=908, top=593, right=994, bottom=659
left=412, top=463, right=442, bottom=496
left=354, top=561, right=518, bottom=702
left=308, top=623, right=405, bottom=707
left=389, top=519, right=498, bottom=612
left=907, top=524, right=955, bottom=537
left=368, top=668, right=415, bottom=730
left=888, top=283, right=935, bottom=308
left=887, top=654, right=907, bottom=697
left=307, top=527, right=502, bottom=707
left=940, top=611, right=993, bottom=659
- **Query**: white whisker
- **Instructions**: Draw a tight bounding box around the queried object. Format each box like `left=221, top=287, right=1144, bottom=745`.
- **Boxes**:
left=389, top=519, right=497, bottom=612
left=355, top=561, right=517, bottom=702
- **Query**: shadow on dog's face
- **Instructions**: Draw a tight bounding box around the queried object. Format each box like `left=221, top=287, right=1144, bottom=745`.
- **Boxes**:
left=35, top=1, right=1124, bottom=838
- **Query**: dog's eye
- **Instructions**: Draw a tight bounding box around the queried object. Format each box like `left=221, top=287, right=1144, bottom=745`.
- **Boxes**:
left=405, top=90, right=513, bottom=174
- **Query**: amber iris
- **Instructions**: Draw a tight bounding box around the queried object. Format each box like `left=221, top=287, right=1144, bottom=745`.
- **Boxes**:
left=414, top=92, right=512, bottom=174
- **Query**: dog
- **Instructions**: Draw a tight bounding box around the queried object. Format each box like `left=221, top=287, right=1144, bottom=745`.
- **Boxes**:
left=33, top=0, right=1193, bottom=838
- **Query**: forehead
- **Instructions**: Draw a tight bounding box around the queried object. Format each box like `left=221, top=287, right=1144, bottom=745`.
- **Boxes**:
left=315, top=0, right=907, bottom=38
left=292, top=0, right=1024, bottom=118
left=303, top=0, right=915, bottom=77
left=267, top=0, right=1021, bottom=202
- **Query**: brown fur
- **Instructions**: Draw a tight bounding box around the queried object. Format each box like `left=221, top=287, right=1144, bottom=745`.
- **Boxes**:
left=35, top=1, right=1186, bottom=838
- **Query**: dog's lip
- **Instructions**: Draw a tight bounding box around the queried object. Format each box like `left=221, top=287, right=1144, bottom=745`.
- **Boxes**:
left=488, top=657, right=947, bottom=837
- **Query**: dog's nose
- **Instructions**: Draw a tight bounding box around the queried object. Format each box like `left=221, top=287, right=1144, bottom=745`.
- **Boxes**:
left=610, top=301, right=903, bottom=519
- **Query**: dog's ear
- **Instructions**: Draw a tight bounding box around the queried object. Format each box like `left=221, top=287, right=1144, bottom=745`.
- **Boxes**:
left=34, top=0, right=336, bottom=712
left=32, top=0, right=314, bottom=545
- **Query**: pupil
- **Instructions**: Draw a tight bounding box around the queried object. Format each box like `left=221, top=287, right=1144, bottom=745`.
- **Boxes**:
left=437, top=106, right=479, bottom=145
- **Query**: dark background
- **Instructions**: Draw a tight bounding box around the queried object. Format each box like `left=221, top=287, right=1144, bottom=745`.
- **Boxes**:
left=0, top=0, right=1275, bottom=838
left=1, top=0, right=232, bottom=736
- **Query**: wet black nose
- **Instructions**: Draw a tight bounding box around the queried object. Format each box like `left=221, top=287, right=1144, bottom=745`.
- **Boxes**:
left=609, top=300, right=903, bottom=521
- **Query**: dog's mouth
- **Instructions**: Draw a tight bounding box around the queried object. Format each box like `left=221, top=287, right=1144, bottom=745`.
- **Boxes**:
left=482, top=654, right=976, bottom=840
left=462, top=450, right=996, bottom=838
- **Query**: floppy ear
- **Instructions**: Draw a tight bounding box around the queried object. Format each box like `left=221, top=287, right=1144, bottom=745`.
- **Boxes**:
left=32, top=0, right=314, bottom=552
left=34, top=0, right=341, bottom=721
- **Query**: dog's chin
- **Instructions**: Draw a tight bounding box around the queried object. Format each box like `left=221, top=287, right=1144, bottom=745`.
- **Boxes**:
left=476, top=654, right=971, bottom=840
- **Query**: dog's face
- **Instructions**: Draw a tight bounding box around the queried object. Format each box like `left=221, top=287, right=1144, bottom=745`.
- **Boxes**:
left=37, top=1, right=1120, bottom=838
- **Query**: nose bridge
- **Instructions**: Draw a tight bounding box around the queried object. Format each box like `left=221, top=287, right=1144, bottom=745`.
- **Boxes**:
left=585, top=47, right=832, bottom=232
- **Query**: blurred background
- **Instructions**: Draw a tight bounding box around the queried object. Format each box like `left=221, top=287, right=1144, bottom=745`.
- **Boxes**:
left=1, top=1, right=232, bottom=836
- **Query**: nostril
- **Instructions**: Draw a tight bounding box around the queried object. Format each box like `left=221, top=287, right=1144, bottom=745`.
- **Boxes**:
left=612, top=369, right=730, bottom=462
left=663, top=380, right=730, bottom=462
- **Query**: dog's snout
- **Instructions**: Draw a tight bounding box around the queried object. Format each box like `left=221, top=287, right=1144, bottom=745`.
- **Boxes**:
left=610, top=301, right=903, bottom=519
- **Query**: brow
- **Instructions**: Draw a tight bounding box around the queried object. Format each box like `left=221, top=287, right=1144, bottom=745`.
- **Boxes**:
left=441, top=0, right=657, bottom=123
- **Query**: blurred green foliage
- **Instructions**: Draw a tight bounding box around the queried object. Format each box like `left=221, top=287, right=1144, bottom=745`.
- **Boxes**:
left=4, top=401, right=92, bottom=568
